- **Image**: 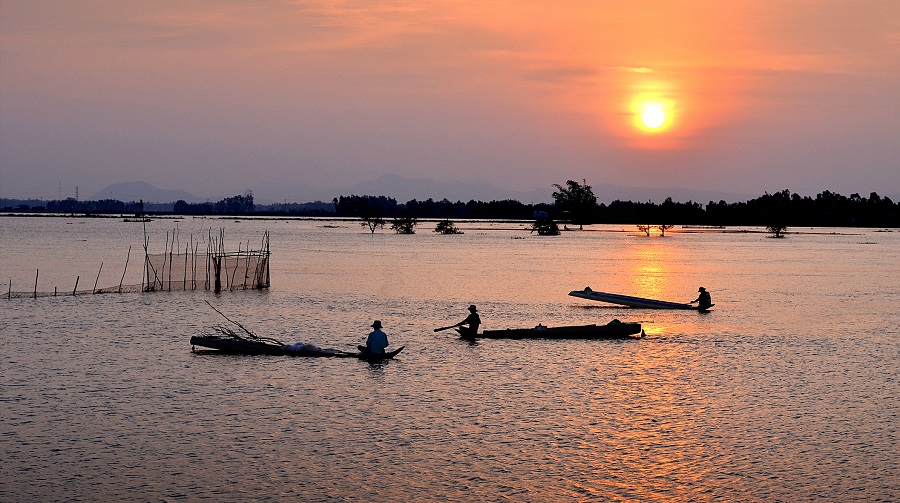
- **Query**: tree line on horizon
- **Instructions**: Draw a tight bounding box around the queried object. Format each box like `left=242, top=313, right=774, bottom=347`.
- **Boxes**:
left=328, top=187, right=899, bottom=227
left=2, top=186, right=898, bottom=227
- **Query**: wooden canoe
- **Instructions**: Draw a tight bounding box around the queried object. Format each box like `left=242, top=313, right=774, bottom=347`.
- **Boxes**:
left=473, top=321, right=642, bottom=340
left=569, top=289, right=713, bottom=311
left=189, top=335, right=404, bottom=360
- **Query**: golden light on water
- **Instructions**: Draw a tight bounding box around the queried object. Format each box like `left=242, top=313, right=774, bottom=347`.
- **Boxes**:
left=630, top=245, right=674, bottom=301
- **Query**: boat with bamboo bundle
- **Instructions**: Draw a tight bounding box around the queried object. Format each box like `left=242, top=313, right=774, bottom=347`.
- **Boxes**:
left=189, top=334, right=404, bottom=359
left=192, top=301, right=404, bottom=360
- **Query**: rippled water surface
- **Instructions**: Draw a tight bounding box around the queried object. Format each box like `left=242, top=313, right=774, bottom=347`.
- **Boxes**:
left=2, top=217, right=898, bottom=502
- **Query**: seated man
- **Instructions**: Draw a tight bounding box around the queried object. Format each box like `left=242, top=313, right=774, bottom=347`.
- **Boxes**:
left=455, top=305, right=481, bottom=337
left=691, top=287, right=712, bottom=310
left=360, top=320, right=389, bottom=355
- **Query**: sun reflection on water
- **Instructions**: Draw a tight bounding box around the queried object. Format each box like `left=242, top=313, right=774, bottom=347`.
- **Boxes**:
left=626, top=242, right=682, bottom=302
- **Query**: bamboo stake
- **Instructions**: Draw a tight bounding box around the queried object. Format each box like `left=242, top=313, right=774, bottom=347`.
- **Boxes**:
left=221, top=228, right=226, bottom=290
left=167, top=230, right=173, bottom=291
left=73, top=276, right=79, bottom=296
left=243, top=240, right=250, bottom=290
left=183, top=241, right=189, bottom=290
left=8, top=279, right=11, bottom=300
left=93, top=262, right=103, bottom=294
left=142, top=225, right=149, bottom=291
left=189, top=234, right=194, bottom=290
left=263, top=231, right=270, bottom=288
left=119, top=245, right=132, bottom=293
left=207, top=229, right=212, bottom=291
left=206, top=228, right=212, bottom=291
left=33, top=269, right=38, bottom=299
left=193, top=241, right=199, bottom=290
left=229, top=241, right=241, bottom=290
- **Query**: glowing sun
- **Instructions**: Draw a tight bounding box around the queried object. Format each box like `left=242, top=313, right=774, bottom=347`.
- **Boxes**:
left=641, top=103, right=665, bottom=129
left=631, top=96, right=674, bottom=134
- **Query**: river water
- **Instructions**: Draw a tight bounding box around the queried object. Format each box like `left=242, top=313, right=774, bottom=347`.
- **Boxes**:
left=1, top=216, right=898, bottom=502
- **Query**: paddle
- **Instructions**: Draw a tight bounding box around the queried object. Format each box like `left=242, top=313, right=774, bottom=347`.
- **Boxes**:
left=433, top=324, right=459, bottom=333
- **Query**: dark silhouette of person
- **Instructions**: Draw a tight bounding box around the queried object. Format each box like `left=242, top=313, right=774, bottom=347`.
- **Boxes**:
left=691, top=287, right=712, bottom=310
left=359, top=320, right=389, bottom=355
left=455, top=305, right=481, bottom=337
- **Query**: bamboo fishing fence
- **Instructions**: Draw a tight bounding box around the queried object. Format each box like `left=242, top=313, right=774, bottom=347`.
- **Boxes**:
left=5, top=228, right=270, bottom=299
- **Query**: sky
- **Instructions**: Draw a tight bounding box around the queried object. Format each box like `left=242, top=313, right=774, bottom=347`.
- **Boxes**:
left=1, top=1, right=898, bottom=202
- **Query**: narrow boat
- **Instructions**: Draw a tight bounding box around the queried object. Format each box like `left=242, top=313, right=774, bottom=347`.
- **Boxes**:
left=189, top=335, right=404, bottom=360
left=569, top=288, right=714, bottom=311
left=470, top=320, right=642, bottom=340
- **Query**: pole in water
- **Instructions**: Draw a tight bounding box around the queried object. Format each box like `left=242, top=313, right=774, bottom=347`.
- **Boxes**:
left=33, top=269, right=39, bottom=299
left=93, top=262, right=103, bottom=294
left=119, top=245, right=131, bottom=293
left=73, top=276, right=80, bottom=296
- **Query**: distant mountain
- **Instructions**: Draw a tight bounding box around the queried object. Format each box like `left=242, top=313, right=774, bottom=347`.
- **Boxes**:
left=92, top=181, right=203, bottom=203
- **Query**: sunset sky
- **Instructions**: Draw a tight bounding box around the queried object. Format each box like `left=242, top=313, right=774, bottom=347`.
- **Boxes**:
left=1, top=1, right=898, bottom=201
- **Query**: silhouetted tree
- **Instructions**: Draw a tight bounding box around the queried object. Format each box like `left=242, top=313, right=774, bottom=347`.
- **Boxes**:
left=434, top=220, right=463, bottom=234
left=390, top=216, right=418, bottom=234
left=767, top=224, right=788, bottom=238
left=333, top=195, right=398, bottom=217
left=213, top=191, right=255, bottom=214
left=552, top=179, right=597, bottom=229
left=360, top=216, right=386, bottom=234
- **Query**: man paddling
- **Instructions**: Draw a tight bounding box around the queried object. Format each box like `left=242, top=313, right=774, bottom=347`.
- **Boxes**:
left=455, top=305, right=481, bottom=338
left=690, top=287, right=712, bottom=311
left=359, top=320, right=389, bottom=355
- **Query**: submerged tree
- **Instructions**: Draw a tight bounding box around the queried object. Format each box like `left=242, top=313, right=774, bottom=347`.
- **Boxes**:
left=360, top=215, right=386, bottom=234
left=552, top=179, right=597, bottom=230
left=637, top=224, right=652, bottom=236
left=434, top=219, right=463, bottom=235
left=658, top=224, right=674, bottom=236
left=391, top=216, right=418, bottom=234
left=766, top=224, right=788, bottom=238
